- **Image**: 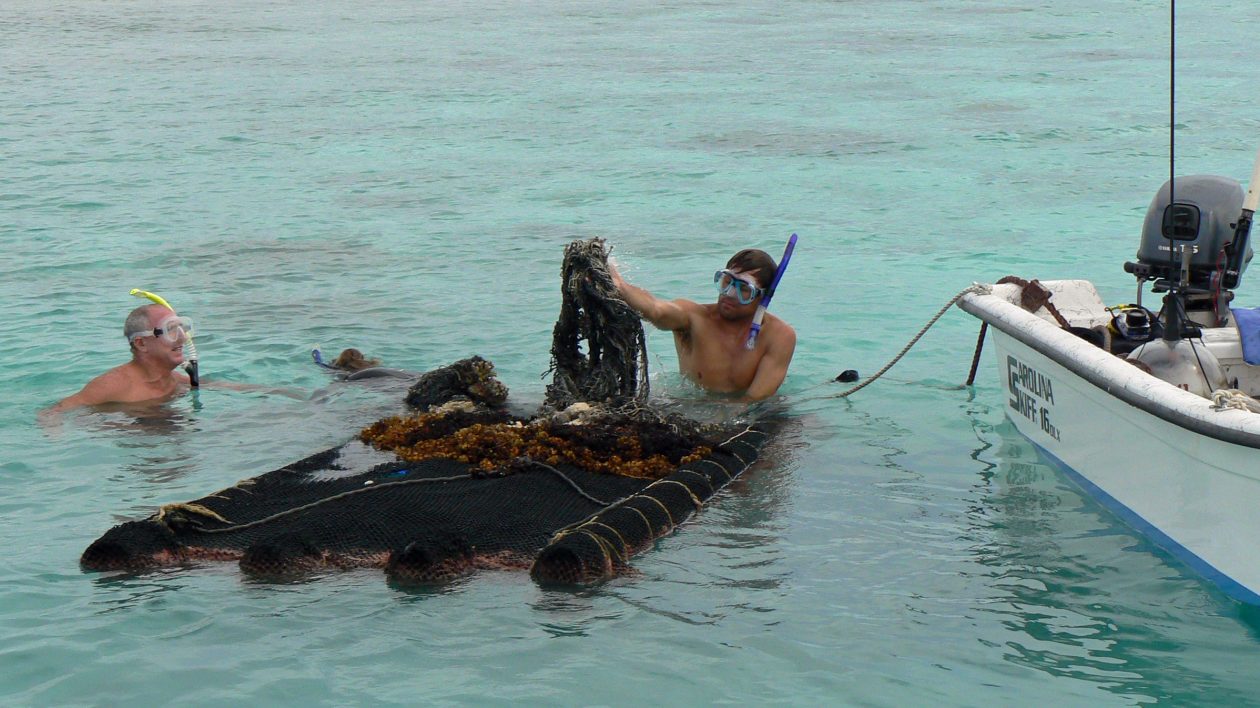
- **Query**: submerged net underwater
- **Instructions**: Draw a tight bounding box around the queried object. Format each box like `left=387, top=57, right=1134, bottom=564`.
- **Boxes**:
left=81, top=239, right=777, bottom=586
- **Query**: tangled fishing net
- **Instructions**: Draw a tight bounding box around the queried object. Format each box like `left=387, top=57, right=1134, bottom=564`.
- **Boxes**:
left=546, top=238, right=649, bottom=409
left=82, top=238, right=777, bottom=586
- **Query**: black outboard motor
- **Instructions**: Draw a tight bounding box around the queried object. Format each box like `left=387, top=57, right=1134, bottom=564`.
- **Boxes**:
left=1122, top=175, right=1255, bottom=397
left=1123, top=175, right=1248, bottom=298
left=1123, top=160, right=1260, bottom=398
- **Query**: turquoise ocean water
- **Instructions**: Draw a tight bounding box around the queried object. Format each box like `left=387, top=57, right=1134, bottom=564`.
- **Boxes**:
left=5, top=0, right=1260, bottom=704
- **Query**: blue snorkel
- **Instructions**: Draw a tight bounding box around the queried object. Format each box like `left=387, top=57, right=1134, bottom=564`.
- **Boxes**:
left=312, top=347, right=337, bottom=370
left=745, top=233, right=797, bottom=350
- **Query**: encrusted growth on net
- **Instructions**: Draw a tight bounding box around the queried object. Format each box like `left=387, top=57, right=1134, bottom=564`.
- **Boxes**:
left=405, top=355, right=508, bottom=410
left=361, top=410, right=712, bottom=480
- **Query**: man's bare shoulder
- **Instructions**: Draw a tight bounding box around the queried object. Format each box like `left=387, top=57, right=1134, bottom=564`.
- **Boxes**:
left=80, top=364, right=142, bottom=399
left=658, top=298, right=707, bottom=329
left=678, top=299, right=722, bottom=321
left=50, top=364, right=140, bottom=411
left=670, top=298, right=706, bottom=312
left=764, top=314, right=797, bottom=348
left=769, top=312, right=796, bottom=335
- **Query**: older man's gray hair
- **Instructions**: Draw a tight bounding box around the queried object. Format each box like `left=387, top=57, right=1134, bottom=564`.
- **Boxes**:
left=123, top=305, right=158, bottom=345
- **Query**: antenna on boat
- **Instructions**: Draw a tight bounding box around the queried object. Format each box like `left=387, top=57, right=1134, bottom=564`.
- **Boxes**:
left=1124, top=0, right=1228, bottom=397
left=1161, top=0, right=1188, bottom=343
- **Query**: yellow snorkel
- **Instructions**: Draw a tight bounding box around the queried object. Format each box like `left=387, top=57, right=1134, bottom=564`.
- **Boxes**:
left=129, top=288, right=172, bottom=310
left=130, top=288, right=199, bottom=388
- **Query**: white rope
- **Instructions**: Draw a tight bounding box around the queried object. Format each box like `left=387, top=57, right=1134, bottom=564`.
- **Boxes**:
left=1211, top=389, right=1260, bottom=413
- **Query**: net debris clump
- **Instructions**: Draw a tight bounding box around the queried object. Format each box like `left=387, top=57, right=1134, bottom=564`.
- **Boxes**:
left=546, top=238, right=648, bottom=409
left=81, top=238, right=777, bottom=586
left=404, top=355, right=508, bottom=410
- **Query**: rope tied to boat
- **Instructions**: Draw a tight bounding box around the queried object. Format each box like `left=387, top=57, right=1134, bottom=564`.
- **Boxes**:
left=963, top=276, right=1075, bottom=386
left=826, top=284, right=988, bottom=398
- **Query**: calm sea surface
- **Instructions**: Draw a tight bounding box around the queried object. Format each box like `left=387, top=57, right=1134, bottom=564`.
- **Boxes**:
left=5, top=0, right=1260, bottom=704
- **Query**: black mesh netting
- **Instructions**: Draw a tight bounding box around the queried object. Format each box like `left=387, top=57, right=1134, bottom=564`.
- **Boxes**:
left=81, top=238, right=778, bottom=585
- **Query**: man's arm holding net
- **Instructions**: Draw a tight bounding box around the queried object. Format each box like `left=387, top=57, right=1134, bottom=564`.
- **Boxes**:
left=609, top=261, right=692, bottom=333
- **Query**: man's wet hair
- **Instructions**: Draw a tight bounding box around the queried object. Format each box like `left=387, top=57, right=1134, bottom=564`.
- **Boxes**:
left=726, top=249, right=777, bottom=289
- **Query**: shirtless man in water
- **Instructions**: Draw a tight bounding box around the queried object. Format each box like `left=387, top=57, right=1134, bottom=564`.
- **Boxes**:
left=47, top=303, right=195, bottom=412
left=611, top=248, right=796, bottom=402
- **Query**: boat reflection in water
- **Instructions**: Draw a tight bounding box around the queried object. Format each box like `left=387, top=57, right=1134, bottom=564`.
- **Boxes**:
left=968, top=421, right=1260, bottom=701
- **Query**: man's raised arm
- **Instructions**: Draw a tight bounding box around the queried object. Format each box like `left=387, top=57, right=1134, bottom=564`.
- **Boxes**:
left=610, top=262, right=692, bottom=332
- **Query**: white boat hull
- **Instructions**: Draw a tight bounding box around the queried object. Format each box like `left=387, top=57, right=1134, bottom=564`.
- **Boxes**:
left=961, top=282, right=1260, bottom=604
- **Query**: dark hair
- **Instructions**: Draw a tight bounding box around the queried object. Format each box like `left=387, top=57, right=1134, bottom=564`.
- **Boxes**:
left=726, top=249, right=777, bottom=289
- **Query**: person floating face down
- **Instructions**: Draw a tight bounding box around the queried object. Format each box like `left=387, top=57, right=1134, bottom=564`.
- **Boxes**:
left=330, top=348, right=381, bottom=372
left=610, top=248, right=797, bottom=402
left=45, top=304, right=195, bottom=413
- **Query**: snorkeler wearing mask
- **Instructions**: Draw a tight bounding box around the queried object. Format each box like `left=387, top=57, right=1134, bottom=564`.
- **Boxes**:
left=40, top=290, right=308, bottom=427
left=46, top=303, right=198, bottom=413
left=610, top=247, right=796, bottom=402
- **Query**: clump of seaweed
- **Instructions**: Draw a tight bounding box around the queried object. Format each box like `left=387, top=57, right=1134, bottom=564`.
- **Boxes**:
left=405, top=356, right=509, bottom=410
left=360, top=412, right=711, bottom=480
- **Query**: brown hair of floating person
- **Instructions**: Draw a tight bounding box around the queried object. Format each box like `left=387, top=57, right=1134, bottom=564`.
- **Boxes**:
left=332, top=348, right=381, bottom=371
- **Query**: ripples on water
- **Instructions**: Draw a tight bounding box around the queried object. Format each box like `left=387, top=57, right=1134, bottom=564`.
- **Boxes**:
left=5, top=0, right=1260, bottom=704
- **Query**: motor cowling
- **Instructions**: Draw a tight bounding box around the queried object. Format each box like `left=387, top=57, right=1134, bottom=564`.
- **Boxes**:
left=1123, top=175, right=1249, bottom=291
